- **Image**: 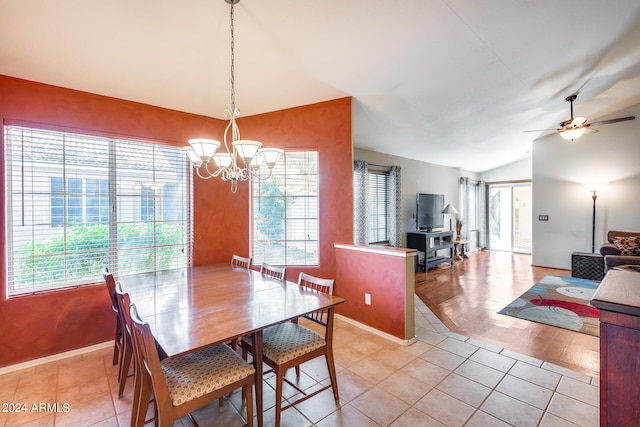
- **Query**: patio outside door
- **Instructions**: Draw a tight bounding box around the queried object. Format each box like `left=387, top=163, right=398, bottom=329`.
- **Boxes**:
left=488, top=183, right=531, bottom=253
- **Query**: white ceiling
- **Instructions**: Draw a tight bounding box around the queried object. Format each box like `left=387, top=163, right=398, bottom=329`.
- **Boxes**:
left=2, top=0, right=640, bottom=172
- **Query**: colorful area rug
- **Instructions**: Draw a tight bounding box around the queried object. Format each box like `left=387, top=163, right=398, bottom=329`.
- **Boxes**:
left=498, top=275, right=601, bottom=337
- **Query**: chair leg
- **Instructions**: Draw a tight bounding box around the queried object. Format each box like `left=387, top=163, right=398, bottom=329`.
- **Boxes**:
left=275, top=370, right=284, bottom=427
left=118, top=340, right=133, bottom=397
left=244, top=383, right=253, bottom=427
left=325, top=352, right=339, bottom=402
left=294, top=365, right=300, bottom=377
left=113, top=319, right=122, bottom=366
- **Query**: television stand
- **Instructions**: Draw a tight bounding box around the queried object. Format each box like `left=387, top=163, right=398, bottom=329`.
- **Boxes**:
left=406, top=231, right=454, bottom=272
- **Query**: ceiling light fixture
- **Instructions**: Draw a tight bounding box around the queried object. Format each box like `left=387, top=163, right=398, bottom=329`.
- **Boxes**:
left=183, top=0, right=283, bottom=193
left=559, top=127, right=586, bottom=141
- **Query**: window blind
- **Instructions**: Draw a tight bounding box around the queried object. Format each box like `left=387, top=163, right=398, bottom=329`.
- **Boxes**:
left=367, top=171, right=389, bottom=243
left=252, top=151, right=319, bottom=265
left=4, top=124, right=190, bottom=296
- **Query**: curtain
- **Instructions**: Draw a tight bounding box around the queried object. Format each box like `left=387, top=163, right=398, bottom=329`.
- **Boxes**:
left=388, top=166, right=402, bottom=247
left=353, top=160, right=369, bottom=245
left=478, top=180, right=487, bottom=248
left=459, top=177, right=471, bottom=240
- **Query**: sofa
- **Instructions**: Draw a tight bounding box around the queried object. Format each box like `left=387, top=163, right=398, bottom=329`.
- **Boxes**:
left=600, top=230, right=640, bottom=270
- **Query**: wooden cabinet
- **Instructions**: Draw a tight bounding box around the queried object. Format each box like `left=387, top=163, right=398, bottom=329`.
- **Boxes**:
left=591, top=270, right=640, bottom=427
left=406, top=231, right=453, bottom=272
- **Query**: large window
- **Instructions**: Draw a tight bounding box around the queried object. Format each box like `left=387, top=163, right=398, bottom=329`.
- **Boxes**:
left=251, top=151, right=318, bottom=265
left=4, top=124, right=190, bottom=296
left=368, top=171, right=390, bottom=244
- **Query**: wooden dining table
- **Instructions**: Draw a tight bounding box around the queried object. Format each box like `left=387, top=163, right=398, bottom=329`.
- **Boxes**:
left=118, top=263, right=345, bottom=427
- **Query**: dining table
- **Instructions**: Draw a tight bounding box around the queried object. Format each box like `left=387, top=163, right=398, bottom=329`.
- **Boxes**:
left=118, top=263, right=345, bottom=427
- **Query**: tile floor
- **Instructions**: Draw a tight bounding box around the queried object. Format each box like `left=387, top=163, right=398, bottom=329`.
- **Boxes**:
left=0, top=297, right=600, bottom=426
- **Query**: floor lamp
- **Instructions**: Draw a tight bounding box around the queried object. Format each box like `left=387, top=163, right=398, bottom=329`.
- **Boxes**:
left=584, top=184, right=603, bottom=253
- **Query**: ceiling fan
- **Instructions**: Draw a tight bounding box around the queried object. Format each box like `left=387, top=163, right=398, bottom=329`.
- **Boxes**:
left=525, top=94, right=636, bottom=141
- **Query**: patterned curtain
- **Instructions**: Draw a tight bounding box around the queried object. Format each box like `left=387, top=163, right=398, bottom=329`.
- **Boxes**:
left=388, top=166, right=402, bottom=247
left=459, top=177, right=471, bottom=240
left=353, top=160, right=369, bottom=245
left=478, top=180, right=487, bottom=248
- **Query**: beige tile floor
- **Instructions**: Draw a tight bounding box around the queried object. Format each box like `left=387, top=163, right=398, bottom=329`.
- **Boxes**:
left=0, top=297, right=599, bottom=426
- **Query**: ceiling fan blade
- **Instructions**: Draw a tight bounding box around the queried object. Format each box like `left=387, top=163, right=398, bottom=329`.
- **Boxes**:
left=588, top=116, right=636, bottom=126
left=523, top=128, right=559, bottom=133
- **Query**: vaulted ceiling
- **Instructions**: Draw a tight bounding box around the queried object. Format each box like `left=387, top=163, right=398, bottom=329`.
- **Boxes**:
left=2, top=0, right=640, bottom=172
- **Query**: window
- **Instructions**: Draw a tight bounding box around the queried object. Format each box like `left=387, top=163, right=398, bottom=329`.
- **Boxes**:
left=252, top=151, right=318, bottom=265
left=368, top=171, right=390, bottom=244
left=4, top=124, right=190, bottom=296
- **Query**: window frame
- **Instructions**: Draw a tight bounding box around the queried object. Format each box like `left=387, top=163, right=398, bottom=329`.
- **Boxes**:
left=251, top=150, right=319, bottom=266
left=367, top=169, right=390, bottom=244
left=4, top=122, right=191, bottom=297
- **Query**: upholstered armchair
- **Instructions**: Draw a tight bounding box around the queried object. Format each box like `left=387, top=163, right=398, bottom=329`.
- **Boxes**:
left=600, top=230, right=640, bottom=270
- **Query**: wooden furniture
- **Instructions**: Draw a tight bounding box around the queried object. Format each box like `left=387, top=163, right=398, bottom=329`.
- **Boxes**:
left=407, top=230, right=454, bottom=271
left=613, top=264, right=640, bottom=273
left=114, top=282, right=134, bottom=398
left=453, top=239, right=471, bottom=260
left=129, top=303, right=255, bottom=427
left=232, top=254, right=253, bottom=269
left=571, top=251, right=605, bottom=281
left=102, top=268, right=124, bottom=369
left=591, top=270, right=640, bottom=426
left=118, top=264, right=345, bottom=427
left=241, top=272, right=338, bottom=427
left=259, top=262, right=286, bottom=282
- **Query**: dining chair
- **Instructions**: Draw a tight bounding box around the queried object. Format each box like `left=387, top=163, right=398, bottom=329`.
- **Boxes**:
left=114, top=282, right=134, bottom=398
left=102, top=267, right=123, bottom=369
left=129, top=303, right=255, bottom=427
left=260, top=262, right=286, bottom=282
left=231, top=254, right=253, bottom=269
left=242, top=272, right=338, bottom=427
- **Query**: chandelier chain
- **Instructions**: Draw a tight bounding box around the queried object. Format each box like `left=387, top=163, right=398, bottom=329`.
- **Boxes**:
left=230, top=1, right=235, bottom=111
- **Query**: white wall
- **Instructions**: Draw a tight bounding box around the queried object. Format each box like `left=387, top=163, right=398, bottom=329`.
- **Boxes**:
left=532, top=102, right=640, bottom=269
left=353, top=148, right=478, bottom=246
left=482, top=157, right=532, bottom=183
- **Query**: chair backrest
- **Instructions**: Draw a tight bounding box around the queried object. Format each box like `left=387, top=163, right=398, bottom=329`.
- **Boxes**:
left=129, top=303, right=172, bottom=407
left=115, top=282, right=132, bottom=337
left=260, top=263, right=286, bottom=282
left=102, top=267, right=118, bottom=313
left=298, top=272, right=335, bottom=325
left=231, top=254, right=252, bottom=269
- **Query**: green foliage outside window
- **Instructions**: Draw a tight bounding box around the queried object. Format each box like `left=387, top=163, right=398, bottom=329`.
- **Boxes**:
left=13, top=223, right=185, bottom=292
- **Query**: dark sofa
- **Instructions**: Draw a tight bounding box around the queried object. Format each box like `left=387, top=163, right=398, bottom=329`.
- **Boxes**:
left=600, top=230, right=640, bottom=270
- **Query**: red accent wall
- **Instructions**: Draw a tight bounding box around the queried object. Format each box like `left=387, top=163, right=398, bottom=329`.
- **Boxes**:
left=334, top=246, right=413, bottom=339
left=0, top=75, right=353, bottom=367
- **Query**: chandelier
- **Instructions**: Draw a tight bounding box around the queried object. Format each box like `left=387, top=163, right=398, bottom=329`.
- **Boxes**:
left=183, top=0, right=283, bottom=193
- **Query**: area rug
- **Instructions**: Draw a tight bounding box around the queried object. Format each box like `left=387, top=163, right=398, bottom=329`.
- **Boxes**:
left=498, top=275, right=601, bottom=337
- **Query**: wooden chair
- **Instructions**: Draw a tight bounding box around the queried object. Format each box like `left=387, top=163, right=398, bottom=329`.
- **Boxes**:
left=114, top=282, right=134, bottom=398
left=129, top=303, right=255, bottom=427
left=231, top=254, right=252, bottom=269
left=242, top=272, right=338, bottom=427
left=102, top=268, right=124, bottom=369
left=260, top=262, right=286, bottom=282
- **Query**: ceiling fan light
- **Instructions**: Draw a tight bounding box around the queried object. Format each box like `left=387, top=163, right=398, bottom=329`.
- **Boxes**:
left=560, top=127, right=586, bottom=141
left=571, top=116, right=588, bottom=127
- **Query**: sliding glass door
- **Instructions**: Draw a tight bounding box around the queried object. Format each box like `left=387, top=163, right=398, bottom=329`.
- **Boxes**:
left=488, top=183, right=531, bottom=253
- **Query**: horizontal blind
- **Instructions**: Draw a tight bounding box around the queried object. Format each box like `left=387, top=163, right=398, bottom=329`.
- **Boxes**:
left=4, top=124, right=190, bottom=296
left=368, top=171, right=389, bottom=243
left=252, top=151, right=319, bottom=265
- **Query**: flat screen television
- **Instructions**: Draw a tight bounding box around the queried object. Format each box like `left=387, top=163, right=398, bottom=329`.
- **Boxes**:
left=416, top=193, right=445, bottom=231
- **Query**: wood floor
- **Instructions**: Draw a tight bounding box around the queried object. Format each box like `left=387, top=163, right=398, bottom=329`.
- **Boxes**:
left=415, top=249, right=600, bottom=379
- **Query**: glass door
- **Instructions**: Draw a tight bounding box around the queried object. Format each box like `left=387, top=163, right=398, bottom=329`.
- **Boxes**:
left=488, top=183, right=531, bottom=253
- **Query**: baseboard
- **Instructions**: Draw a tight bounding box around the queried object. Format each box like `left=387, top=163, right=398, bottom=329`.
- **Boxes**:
left=336, top=314, right=417, bottom=346
left=0, top=341, right=114, bottom=376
